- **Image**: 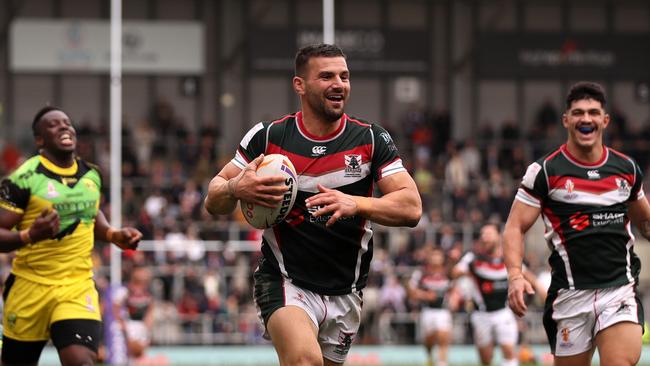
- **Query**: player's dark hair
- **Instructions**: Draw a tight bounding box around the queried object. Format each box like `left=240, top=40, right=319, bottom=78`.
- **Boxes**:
left=566, top=81, right=607, bottom=110
left=295, top=43, right=346, bottom=77
left=32, top=105, right=63, bottom=136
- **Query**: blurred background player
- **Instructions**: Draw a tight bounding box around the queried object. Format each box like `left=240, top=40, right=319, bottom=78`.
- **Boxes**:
left=204, top=43, right=422, bottom=366
left=0, top=106, right=142, bottom=366
left=407, top=246, right=457, bottom=366
left=452, top=223, right=544, bottom=366
left=123, top=266, right=154, bottom=361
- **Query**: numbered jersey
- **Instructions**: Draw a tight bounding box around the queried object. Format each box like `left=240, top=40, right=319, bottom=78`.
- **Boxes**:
left=456, top=251, right=509, bottom=312
left=0, top=155, right=102, bottom=285
left=516, top=144, right=644, bottom=290
left=234, top=112, right=405, bottom=295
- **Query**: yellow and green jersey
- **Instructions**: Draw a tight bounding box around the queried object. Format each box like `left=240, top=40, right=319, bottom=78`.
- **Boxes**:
left=0, top=155, right=102, bottom=285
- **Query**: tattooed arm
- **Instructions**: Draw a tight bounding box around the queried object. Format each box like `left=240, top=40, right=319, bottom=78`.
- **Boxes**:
left=629, top=197, right=650, bottom=240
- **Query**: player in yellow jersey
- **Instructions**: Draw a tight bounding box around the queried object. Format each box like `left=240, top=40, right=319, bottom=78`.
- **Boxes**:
left=0, top=106, right=142, bottom=366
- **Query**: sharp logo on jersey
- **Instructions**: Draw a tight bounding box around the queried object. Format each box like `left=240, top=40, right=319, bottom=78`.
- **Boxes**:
left=312, top=146, right=327, bottom=156
left=563, top=179, right=577, bottom=200
left=616, top=178, right=631, bottom=196
left=569, top=212, right=589, bottom=231
left=334, top=331, right=354, bottom=355
left=587, top=170, right=600, bottom=179
left=592, top=212, right=624, bottom=227
left=344, top=154, right=362, bottom=177
left=47, top=180, right=60, bottom=198
left=308, top=204, right=353, bottom=224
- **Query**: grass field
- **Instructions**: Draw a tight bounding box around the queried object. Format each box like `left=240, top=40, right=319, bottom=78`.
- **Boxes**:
left=37, top=344, right=650, bottom=365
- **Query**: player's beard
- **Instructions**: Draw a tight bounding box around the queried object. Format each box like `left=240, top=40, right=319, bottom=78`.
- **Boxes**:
left=306, top=92, right=344, bottom=123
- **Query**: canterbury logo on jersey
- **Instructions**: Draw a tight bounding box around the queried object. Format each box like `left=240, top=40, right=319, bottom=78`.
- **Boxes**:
left=569, top=212, right=590, bottom=231
left=311, top=146, right=327, bottom=156
left=587, top=170, right=600, bottom=179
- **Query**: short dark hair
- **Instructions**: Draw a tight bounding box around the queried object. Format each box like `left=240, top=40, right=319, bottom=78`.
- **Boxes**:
left=565, top=81, right=607, bottom=110
left=32, top=105, right=63, bottom=136
left=294, top=43, right=346, bottom=77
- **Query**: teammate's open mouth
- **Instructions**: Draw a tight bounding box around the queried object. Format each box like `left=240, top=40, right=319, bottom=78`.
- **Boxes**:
left=577, top=125, right=596, bottom=135
left=327, top=95, right=344, bottom=103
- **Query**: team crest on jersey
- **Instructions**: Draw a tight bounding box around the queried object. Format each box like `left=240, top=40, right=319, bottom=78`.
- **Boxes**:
left=563, top=179, right=577, bottom=200
left=344, top=154, right=362, bottom=177
left=83, top=178, right=97, bottom=192
left=616, top=178, right=631, bottom=196
left=47, top=180, right=60, bottom=198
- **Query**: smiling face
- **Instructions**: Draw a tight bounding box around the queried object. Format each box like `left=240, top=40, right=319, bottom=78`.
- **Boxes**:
left=35, top=109, right=77, bottom=156
left=563, top=98, right=610, bottom=152
left=294, top=56, right=350, bottom=123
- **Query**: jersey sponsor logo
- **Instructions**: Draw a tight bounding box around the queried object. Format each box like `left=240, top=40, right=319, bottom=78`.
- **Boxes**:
left=592, top=212, right=624, bottom=227
left=563, top=179, right=577, bottom=200
left=616, top=178, right=631, bottom=196
left=344, top=154, right=362, bottom=177
left=334, top=331, right=355, bottom=356
left=307, top=204, right=353, bottom=224
left=587, top=170, right=600, bottom=179
left=379, top=132, right=397, bottom=151
left=47, top=180, right=60, bottom=198
left=569, top=212, right=590, bottom=231
left=311, top=145, right=327, bottom=156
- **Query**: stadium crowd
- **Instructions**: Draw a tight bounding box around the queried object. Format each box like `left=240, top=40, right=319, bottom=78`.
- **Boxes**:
left=1, top=98, right=649, bottom=352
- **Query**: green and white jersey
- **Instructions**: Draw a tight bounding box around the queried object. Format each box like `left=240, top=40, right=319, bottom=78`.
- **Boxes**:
left=0, top=155, right=102, bottom=285
left=516, top=144, right=644, bottom=291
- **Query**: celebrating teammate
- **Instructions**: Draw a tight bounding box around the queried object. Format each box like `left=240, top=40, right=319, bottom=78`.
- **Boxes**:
left=503, top=81, right=650, bottom=366
left=204, top=43, right=422, bottom=365
left=0, top=106, right=142, bottom=366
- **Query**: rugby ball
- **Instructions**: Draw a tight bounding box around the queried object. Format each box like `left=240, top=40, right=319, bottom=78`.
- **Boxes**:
left=241, top=154, right=298, bottom=229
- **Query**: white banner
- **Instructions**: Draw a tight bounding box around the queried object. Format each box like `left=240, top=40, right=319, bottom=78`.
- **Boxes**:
left=10, top=19, right=204, bottom=74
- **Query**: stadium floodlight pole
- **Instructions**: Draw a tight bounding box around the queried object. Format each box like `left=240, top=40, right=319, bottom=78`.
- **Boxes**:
left=109, top=0, right=123, bottom=286
left=323, top=0, right=335, bottom=44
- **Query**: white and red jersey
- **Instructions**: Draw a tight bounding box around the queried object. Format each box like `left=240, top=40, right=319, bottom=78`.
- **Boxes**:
left=233, top=112, right=405, bottom=295
left=516, top=144, right=644, bottom=291
left=455, top=251, right=509, bottom=311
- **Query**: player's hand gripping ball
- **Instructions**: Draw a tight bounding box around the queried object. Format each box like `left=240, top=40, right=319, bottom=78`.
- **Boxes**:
left=241, top=154, right=298, bottom=229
